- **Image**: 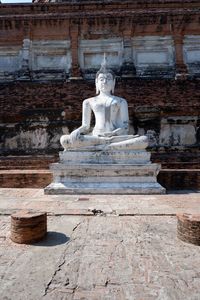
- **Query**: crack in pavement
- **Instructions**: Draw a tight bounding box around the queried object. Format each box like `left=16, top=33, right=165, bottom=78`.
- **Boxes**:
left=43, top=245, right=68, bottom=297
left=71, top=219, right=90, bottom=299
left=43, top=220, right=86, bottom=297
left=72, top=222, right=82, bottom=232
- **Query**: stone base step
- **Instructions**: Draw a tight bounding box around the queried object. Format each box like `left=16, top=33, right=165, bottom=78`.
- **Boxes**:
left=159, top=162, right=200, bottom=169
left=0, top=169, right=200, bottom=190
left=158, top=169, right=200, bottom=190
left=0, top=170, right=52, bottom=188
left=59, top=150, right=151, bottom=164
left=151, top=150, right=200, bottom=169
left=45, top=162, right=165, bottom=194
left=45, top=182, right=165, bottom=195
left=0, top=154, right=199, bottom=170
left=0, top=155, right=57, bottom=170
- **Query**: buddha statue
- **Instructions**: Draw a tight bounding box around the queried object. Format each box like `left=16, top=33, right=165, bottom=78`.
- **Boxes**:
left=60, top=58, right=148, bottom=151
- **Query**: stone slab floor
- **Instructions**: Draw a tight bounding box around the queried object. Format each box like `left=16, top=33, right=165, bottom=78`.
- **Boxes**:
left=0, top=189, right=200, bottom=300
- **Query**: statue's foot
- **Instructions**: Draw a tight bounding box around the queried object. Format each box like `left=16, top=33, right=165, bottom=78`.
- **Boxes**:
left=105, top=135, right=148, bottom=150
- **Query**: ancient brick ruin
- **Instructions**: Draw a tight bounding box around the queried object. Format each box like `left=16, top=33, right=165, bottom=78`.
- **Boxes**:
left=0, top=0, right=199, bottom=189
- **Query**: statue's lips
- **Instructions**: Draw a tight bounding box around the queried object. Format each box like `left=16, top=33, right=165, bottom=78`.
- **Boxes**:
left=100, top=85, right=109, bottom=90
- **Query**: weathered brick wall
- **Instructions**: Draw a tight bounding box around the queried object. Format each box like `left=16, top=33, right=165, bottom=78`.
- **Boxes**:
left=0, top=78, right=199, bottom=156
left=1, top=79, right=200, bottom=121
left=0, top=0, right=200, bottom=80
left=0, top=0, right=199, bottom=165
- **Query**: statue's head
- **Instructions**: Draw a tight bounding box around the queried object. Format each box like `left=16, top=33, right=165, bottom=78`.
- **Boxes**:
left=95, top=55, right=116, bottom=94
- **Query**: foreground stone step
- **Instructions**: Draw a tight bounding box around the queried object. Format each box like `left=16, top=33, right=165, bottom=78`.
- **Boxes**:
left=0, top=168, right=200, bottom=190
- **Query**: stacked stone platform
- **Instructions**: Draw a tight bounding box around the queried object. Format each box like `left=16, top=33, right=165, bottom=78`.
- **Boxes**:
left=44, top=150, right=165, bottom=194
left=0, top=153, right=200, bottom=190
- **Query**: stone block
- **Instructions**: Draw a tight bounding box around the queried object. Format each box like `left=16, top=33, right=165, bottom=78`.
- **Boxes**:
left=159, top=116, right=197, bottom=146
left=10, top=210, right=47, bottom=244
left=79, top=39, right=123, bottom=74
left=183, top=35, right=200, bottom=76
left=132, top=36, right=175, bottom=77
left=59, top=150, right=151, bottom=164
left=177, top=213, right=200, bottom=246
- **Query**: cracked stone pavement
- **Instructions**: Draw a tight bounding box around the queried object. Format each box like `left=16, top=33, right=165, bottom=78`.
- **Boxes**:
left=0, top=189, right=200, bottom=300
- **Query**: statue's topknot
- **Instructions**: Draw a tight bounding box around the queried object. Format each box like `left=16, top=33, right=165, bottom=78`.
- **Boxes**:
left=96, top=53, right=115, bottom=79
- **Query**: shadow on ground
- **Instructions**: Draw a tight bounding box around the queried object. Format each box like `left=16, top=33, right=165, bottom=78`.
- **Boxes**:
left=33, top=231, right=70, bottom=247
left=167, top=189, right=200, bottom=194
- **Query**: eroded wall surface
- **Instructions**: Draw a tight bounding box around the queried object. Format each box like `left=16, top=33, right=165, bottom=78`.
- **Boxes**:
left=1, top=79, right=199, bottom=156
left=0, top=0, right=199, bottom=159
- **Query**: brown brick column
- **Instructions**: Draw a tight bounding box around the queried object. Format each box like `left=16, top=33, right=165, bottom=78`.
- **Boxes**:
left=173, top=35, right=188, bottom=78
left=70, top=21, right=82, bottom=79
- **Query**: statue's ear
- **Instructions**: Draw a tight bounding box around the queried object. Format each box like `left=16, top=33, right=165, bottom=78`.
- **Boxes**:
left=95, top=78, right=99, bottom=94
left=111, top=78, right=116, bottom=94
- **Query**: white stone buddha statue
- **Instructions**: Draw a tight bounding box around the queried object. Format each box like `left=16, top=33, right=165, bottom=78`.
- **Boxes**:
left=60, top=58, right=148, bottom=151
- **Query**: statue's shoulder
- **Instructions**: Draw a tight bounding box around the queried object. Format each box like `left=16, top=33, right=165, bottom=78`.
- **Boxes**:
left=113, top=96, right=128, bottom=104
left=83, top=97, right=96, bottom=104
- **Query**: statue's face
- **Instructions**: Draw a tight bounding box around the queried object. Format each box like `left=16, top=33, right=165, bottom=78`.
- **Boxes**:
left=96, top=73, right=114, bottom=93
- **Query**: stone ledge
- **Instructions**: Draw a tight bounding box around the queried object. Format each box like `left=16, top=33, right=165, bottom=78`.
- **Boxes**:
left=0, top=170, right=52, bottom=188
left=59, top=150, right=151, bottom=164
left=158, top=169, right=200, bottom=190
left=44, top=181, right=165, bottom=195
left=50, top=163, right=159, bottom=176
left=0, top=155, right=58, bottom=170
left=0, top=168, right=200, bottom=190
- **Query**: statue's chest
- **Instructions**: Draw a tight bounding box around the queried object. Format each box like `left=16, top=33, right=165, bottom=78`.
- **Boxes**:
left=92, top=100, right=119, bottom=114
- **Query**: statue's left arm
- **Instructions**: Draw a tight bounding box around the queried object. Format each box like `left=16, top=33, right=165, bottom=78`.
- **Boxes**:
left=109, top=99, right=129, bottom=136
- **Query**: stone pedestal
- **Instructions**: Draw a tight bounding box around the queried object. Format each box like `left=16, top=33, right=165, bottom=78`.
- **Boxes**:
left=44, top=150, right=165, bottom=194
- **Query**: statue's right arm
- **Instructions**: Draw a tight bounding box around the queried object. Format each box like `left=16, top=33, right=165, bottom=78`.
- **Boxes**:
left=70, top=99, right=91, bottom=142
left=82, top=99, right=92, bottom=132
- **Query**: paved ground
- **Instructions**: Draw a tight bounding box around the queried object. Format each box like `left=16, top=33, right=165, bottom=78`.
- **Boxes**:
left=0, top=189, right=200, bottom=300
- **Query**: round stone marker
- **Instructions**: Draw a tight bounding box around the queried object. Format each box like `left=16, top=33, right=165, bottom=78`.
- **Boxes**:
left=177, top=213, right=200, bottom=246
left=10, top=210, right=47, bottom=244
